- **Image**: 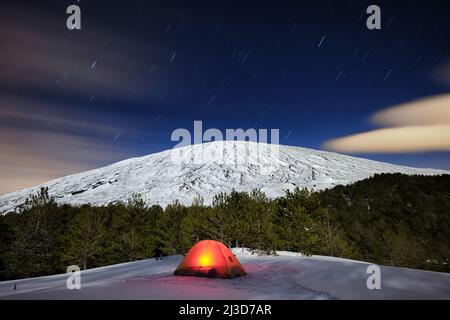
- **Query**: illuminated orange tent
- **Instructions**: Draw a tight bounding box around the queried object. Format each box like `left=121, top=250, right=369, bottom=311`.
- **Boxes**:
left=174, top=240, right=246, bottom=279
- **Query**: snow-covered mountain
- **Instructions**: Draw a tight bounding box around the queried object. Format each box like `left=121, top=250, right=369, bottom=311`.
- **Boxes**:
left=0, top=141, right=448, bottom=213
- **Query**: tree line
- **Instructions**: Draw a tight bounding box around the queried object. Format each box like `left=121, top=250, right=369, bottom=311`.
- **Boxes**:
left=0, top=173, right=449, bottom=280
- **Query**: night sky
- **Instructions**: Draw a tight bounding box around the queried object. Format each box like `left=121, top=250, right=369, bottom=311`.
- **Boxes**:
left=1, top=0, right=450, bottom=194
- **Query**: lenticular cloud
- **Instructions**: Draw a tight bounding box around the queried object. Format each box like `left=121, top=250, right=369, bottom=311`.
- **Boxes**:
left=324, top=94, right=450, bottom=153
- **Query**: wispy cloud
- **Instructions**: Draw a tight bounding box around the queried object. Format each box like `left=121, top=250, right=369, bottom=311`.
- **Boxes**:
left=324, top=125, right=450, bottom=153
left=0, top=95, right=120, bottom=136
left=0, top=12, right=166, bottom=103
left=0, top=93, right=140, bottom=195
left=372, top=94, right=450, bottom=126
left=324, top=94, right=450, bottom=154
left=0, top=126, right=136, bottom=195
left=0, top=10, right=156, bottom=194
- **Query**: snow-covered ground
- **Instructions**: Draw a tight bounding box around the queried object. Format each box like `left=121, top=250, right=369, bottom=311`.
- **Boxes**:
left=1, top=141, right=448, bottom=213
left=1, top=249, right=449, bottom=300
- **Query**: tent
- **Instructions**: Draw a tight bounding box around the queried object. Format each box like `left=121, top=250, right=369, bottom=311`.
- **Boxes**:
left=174, top=240, right=247, bottom=279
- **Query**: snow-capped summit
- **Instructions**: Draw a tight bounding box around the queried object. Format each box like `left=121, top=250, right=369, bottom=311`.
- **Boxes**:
left=0, top=141, right=448, bottom=213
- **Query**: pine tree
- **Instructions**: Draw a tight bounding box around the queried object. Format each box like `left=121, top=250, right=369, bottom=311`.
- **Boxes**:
left=246, top=189, right=274, bottom=252
left=10, top=187, right=59, bottom=277
left=61, top=206, right=107, bottom=270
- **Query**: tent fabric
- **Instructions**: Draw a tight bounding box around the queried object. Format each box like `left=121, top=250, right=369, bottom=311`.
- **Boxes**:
left=174, top=240, right=247, bottom=279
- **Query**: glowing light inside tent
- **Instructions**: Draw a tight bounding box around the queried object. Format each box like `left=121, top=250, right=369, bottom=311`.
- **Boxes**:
left=199, top=252, right=212, bottom=267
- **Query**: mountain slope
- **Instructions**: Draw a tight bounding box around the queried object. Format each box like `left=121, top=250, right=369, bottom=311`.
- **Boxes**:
left=0, top=141, right=448, bottom=213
